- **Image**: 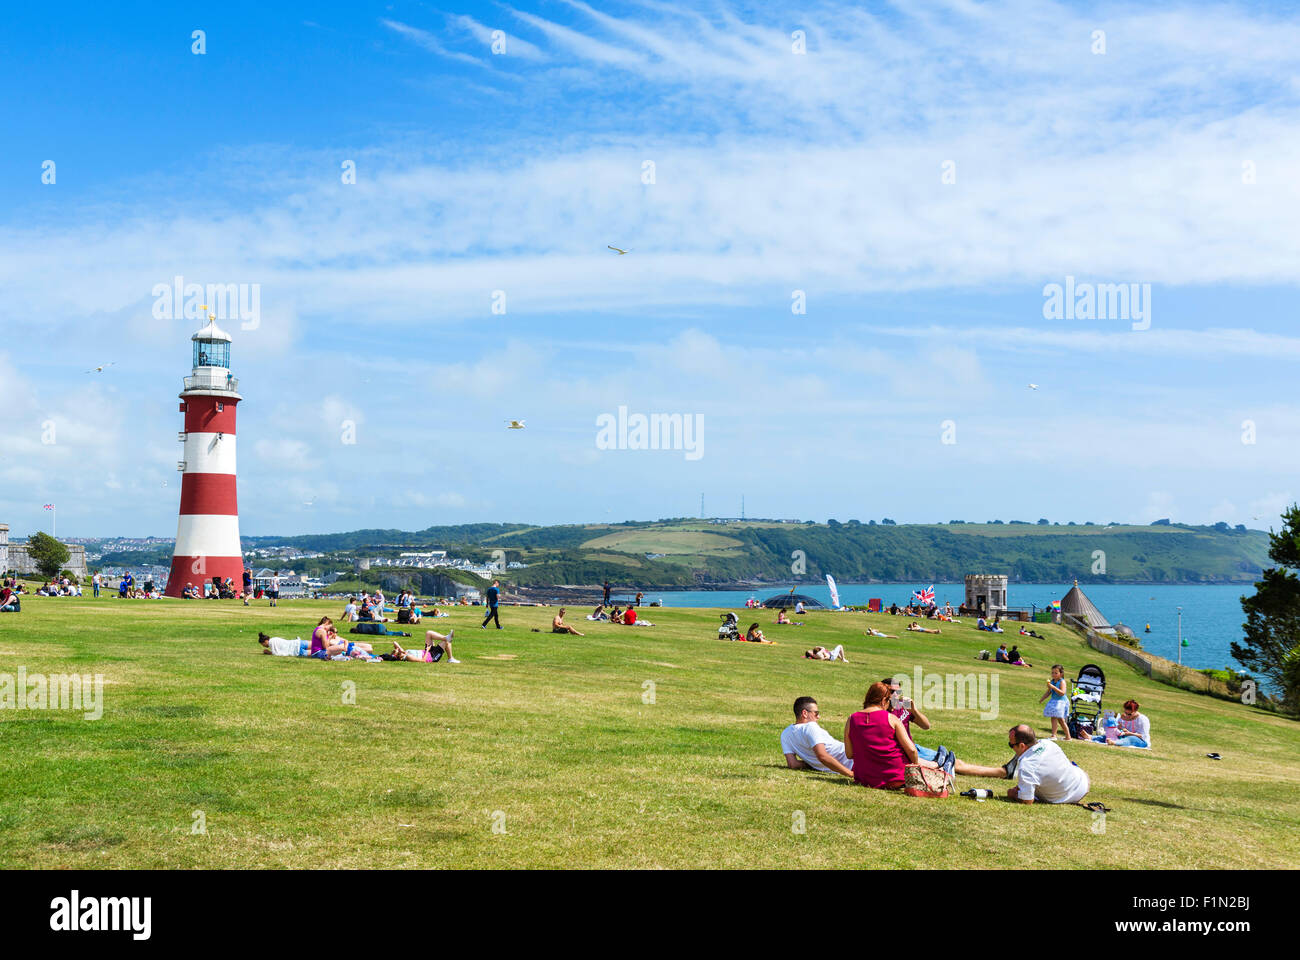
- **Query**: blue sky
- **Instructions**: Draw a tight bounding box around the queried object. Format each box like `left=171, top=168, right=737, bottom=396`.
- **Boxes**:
left=3, top=0, right=1299, bottom=538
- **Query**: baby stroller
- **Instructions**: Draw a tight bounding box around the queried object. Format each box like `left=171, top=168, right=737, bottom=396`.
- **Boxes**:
left=718, top=612, right=741, bottom=641
left=1068, top=664, right=1106, bottom=739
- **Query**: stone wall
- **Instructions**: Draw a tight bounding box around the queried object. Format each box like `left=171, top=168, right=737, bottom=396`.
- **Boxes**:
left=5, top=539, right=89, bottom=580
left=0, top=523, right=8, bottom=573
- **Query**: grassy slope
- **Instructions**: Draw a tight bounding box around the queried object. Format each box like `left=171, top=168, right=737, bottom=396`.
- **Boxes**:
left=2, top=597, right=1297, bottom=869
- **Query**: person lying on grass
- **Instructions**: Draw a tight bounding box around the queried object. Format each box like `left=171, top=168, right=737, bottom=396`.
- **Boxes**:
left=1005, top=724, right=1090, bottom=804
left=781, top=696, right=854, bottom=777
left=381, top=631, right=459, bottom=664
left=866, top=627, right=897, bottom=638
left=259, top=633, right=311, bottom=657
left=552, top=608, right=584, bottom=636
left=745, top=623, right=773, bottom=643
left=906, top=621, right=940, bottom=634
left=804, top=645, right=848, bottom=661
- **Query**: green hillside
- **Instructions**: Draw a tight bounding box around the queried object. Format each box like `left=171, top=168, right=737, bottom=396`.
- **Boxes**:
left=468, top=520, right=1269, bottom=588
left=86, top=520, right=1272, bottom=590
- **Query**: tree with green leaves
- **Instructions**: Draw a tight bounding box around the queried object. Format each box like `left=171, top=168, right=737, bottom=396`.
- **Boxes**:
left=1236, top=505, right=1300, bottom=712
left=26, top=531, right=70, bottom=580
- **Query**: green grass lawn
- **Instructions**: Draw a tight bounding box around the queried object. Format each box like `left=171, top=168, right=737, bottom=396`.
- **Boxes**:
left=1, top=596, right=1297, bottom=868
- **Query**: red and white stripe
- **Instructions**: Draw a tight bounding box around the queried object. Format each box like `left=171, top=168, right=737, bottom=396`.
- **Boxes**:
left=166, top=393, right=244, bottom=596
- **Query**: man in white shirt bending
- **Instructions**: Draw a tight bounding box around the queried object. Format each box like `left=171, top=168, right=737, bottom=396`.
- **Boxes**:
left=780, top=696, right=853, bottom=777
left=1006, top=724, right=1090, bottom=804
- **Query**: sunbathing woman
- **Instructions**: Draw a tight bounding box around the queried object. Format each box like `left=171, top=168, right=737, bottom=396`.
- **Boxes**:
left=776, top=609, right=791, bottom=625
left=309, top=617, right=375, bottom=659
left=866, top=627, right=898, bottom=639
left=385, top=630, right=459, bottom=664
left=906, top=621, right=941, bottom=634
left=805, top=645, right=848, bottom=662
left=745, top=623, right=773, bottom=644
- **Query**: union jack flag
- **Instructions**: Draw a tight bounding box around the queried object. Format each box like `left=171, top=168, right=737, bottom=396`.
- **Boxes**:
left=913, top=584, right=935, bottom=605
left=43, top=504, right=55, bottom=510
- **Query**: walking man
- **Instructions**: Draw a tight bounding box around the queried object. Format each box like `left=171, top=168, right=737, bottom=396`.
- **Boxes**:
left=603, top=580, right=611, bottom=606
left=481, top=579, right=502, bottom=629
left=269, top=570, right=280, bottom=607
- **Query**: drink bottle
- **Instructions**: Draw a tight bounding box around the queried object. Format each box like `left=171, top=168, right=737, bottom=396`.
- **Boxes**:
left=960, top=789, right=993, bottom=799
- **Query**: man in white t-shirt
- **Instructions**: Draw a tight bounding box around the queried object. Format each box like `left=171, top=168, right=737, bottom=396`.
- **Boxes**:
left=258, top=633, right=309, bottom=657
left=1006, top=724, right=1090, bottom=804
left=780, top=696, right=853, bottom=777
left=342, top=597, right=360, bottom=622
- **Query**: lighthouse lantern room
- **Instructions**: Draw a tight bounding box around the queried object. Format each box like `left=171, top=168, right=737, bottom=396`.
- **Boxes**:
left=165, top=313, right=245, bottom=597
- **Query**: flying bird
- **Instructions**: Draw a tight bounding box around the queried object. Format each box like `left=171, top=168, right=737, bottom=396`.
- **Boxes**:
left=607, top=245, right=629, bottom=255
left=86, top=362, right=115, bottom=374
left=304, top=496, right=317, bottom=507
left=505, top=419, right=526, bottom=430
left=1027, top=383, right=1039, bottom=390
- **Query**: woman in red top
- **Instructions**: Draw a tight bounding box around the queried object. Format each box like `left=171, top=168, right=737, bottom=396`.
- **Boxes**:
left=844, top=681, right=922, bottom=788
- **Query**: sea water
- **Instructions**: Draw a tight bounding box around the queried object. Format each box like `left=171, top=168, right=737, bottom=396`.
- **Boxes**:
left=649, top=582, right=1257, bottom=679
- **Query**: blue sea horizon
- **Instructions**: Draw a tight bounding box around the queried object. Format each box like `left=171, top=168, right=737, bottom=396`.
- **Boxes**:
left=645, top=581, right=1257, bottom=681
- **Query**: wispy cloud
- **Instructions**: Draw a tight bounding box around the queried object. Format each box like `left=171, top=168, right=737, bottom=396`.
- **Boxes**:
left=381, top=18, right=486, bottom=67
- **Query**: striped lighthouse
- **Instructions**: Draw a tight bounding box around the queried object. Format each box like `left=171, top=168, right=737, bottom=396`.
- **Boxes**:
left=165, top=314, right=245, bottom=597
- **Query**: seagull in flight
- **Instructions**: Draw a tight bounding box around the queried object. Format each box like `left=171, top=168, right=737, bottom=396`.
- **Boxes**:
left=1027, top=383, right=1039, bottom=390
left=304, top=496, right=317, bottom=507
left=87, top=362, right=115, bottom=374
left=505, top=419, right=526, bottom=430
left=607, top=245, right=629, bottom=255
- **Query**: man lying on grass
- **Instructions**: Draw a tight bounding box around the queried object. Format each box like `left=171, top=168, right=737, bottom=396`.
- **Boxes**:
left=259, top=633, right=310, bottom=657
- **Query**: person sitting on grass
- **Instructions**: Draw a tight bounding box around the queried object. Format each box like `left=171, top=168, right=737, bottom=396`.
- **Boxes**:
left=843, top=682, right=923, bottom=789
left=804, top=645, right=848, bottom=662
left=552, top=608, right=585, bottom=636
left=259, top=633, right=311, bottom=657
left=794, top=600, right=806, bottom=615
left=1086, top=700, right=1151, bottom=748
left=0, top=586, right=19, bottom=613
left=906, top=621, right=940, bottom=634
left=309, top=616, right=375, bottom=660
left=1005, top=724, right=1091, bottom=804
left=781, top=696, right=853, bottom=777
left=1007, top=645, right=1033, bottom=667
left=995, top=643, right=1010, bottom=662
left=622, top=606, right=638, bottom=626
left=588, top=604, right=609, bottom=621
left=776, top=609, right=792, bottom=625
left=381, top=631, right=459, bottom=664
left=745, top=622, right=773, bottom=644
